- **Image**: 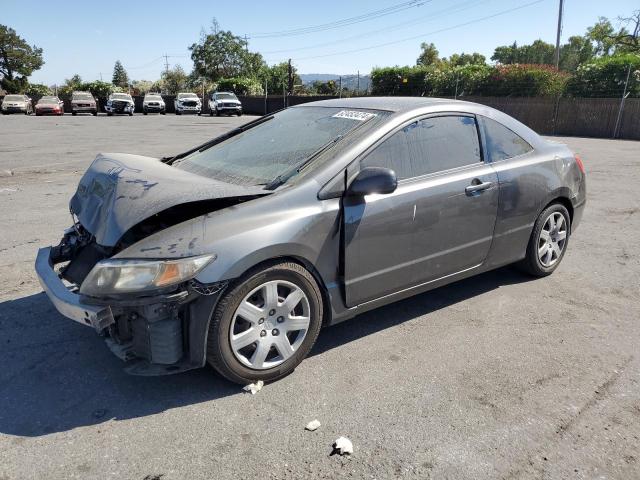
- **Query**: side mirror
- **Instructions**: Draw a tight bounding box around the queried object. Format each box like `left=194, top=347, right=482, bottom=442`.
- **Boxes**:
left=347, top=167, right=398, bottom=197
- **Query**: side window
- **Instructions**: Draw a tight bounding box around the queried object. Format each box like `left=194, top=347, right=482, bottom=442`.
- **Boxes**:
left=482, top=116, right=533, bottom=162
left=361, top=116, right=481, bottom=180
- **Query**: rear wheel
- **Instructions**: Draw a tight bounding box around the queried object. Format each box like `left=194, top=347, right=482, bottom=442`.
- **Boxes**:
left=519, top=203, right=570, bottom=277
left=207, top=261, right=323, bottom=384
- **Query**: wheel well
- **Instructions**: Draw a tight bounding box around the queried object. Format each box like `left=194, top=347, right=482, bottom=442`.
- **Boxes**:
left=545, top=197, right=574, bottom=231
left=235, top=256, right=333, bottom=327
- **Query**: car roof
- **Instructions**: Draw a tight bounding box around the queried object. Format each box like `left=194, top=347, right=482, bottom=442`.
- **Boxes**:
left=293, top=96, right=473, bottom=113
left=294, top=96, right=546, bottom=149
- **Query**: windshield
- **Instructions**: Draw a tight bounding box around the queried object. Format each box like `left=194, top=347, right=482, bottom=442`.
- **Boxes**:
left=175, top=106, right=384, bottom=187
left=4, top=95, right=23, bottom=101
left=111, top=94, right=131, bottom=100
left=215, top=93, right=237, bottom=100
left=178, top=93, right=197, bottom=99
left=73, top=93, right=93, bottom=100
left=38, top=97, right=59, bottom=104
left=145, top=95, right=162, bottom=101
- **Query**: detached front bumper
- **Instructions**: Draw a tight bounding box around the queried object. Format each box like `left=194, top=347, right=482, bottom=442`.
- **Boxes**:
left=35, top=247, right=114, bottom=330
left=35, top=246, right=227, bottom=375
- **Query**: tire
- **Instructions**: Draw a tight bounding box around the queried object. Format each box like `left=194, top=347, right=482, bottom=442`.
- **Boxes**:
left=206, top=261, right=324, bottom=384
left=143, top=111, right=148, bottom=115
left=209, top=110, right=213, bottom=116
left=107, top=112, right=113, bottom=116
left=237, top=112, right=242, bottom=116
left=216, top=109, right=220, bottom=117
left=518, top=203, right=571, bottom=277
left=93, top=111, right=98, bottom=116
left=72, top=112, right=77, bottom=116
left=176, top=110, right=181, bottom=115
left=128, top=112, right=133, bottom=116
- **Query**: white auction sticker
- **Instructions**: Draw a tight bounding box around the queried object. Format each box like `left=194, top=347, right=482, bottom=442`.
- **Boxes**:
left=332, top=110, right=377, bottom=121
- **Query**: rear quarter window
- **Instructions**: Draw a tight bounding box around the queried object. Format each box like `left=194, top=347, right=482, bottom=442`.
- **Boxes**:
left=481, top=116, right=533, bottom=162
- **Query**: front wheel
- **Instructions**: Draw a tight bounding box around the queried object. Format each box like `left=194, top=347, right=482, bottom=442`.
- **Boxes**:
left=207, top=261, right=323, bottom=384
left=518, top=203, right=570, bottom=277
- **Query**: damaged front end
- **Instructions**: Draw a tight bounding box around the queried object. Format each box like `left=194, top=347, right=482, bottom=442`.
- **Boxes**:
left=36, top=152, right=267, bottom=375
left=37, top=222, right=228, bottom=375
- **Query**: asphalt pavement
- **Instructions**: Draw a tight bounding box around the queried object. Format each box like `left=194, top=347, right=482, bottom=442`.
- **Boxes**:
left=0, top=113, right=639, bottom=479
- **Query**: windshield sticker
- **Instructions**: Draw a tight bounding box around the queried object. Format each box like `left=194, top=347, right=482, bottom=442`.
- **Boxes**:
left=332, top=110, right=377, bottom=121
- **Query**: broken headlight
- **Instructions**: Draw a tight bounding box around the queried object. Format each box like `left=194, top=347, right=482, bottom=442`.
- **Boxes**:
left=80, top=254, right=215, bottom=297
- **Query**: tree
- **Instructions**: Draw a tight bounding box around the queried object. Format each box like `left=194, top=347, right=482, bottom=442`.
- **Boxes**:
left=57, top=74, right=83, bottom=98
left=445, top=52, right=486, bottom=66
left=611, top=10, right=640, bottom=54
left=0, top=24, right=44, bottom=93
left=586, top=17, right=617, bottom=56
left=559, top=36, right=594, bottom=71
left=112, top=60, right=129, bottom=88
left=161, top=65, right=188, bottom=95
left=25, top=83, right=51, bottom=97
left=491, top=40, right=555, bottom=65
left=190, top=19, right=266, bottom=82
left=416, top=42, right=440, bottom=66
left=259, top=62, right=301, bottom=95
left=131, top=79, right=154, bottom=95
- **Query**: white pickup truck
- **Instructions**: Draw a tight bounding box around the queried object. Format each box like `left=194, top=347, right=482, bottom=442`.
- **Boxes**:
left=209, top=92, right=242, bottom=116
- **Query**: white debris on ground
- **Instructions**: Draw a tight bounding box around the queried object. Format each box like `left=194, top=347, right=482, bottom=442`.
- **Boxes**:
left=333, top=436, right=353, bottom=455
left=305, top=419, right=321, bottom=431
left=242, top=380, right=264, bottom=394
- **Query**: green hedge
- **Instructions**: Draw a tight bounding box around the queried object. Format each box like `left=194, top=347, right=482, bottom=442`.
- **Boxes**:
left=216, top=77, right=264, bottom=96
left=372, top=64, right=568, bottom=97
left=565, top=54, right=640, bottom=97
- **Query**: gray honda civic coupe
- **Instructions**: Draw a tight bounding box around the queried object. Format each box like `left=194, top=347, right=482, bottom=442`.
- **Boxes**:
left=35, top=97, right=586, bottom=384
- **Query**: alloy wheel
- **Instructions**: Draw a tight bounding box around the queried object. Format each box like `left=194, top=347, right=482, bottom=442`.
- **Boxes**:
left=537, top=212, right=568, bottom=267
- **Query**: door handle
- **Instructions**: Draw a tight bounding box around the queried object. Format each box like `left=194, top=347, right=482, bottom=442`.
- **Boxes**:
left=465, top=180, right=493, bottom=195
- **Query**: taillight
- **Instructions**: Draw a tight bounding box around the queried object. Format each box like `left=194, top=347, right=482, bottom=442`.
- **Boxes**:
left=574, top=154, right=585, bottom=175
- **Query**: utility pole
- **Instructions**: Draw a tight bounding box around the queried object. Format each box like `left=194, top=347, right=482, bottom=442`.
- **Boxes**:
left=554, top=0, right=564, bottom=69
left=163, top=54, right=170, bottom=75
left=339, top=76, right=342, bottom=98
left=357, top=70, right=360, bottom=96
left=244, top=34, right=249, bottom=53
left=287, top=59, right=293, bottom=97
left=614, top=64, right=632, bottom=138
left=99, top=72, right=103, bottom=81
left=264, top=79, right=268, bottom=115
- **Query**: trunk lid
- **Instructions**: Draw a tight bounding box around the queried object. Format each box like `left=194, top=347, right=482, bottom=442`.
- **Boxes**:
left=70, top=153, right=268, bottom=247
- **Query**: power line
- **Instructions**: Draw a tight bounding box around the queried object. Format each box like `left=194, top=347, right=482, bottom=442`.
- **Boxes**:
left=248, top=0, right=427, bottom=38
left=262, top=0, right=494, bottom=56
left=291, top=0, right=548, bottom=61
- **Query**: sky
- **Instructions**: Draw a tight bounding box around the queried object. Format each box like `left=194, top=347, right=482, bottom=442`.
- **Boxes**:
left=2, top=0, right=638, bottom=85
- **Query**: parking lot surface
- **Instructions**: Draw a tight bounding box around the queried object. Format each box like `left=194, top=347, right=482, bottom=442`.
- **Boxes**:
left=1, top=114, right=639, bottom=479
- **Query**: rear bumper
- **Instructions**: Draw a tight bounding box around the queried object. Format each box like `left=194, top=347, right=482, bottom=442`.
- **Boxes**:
left=35, top=247, right=114, bottom=330
left=72, top=106, right=96, bottom=112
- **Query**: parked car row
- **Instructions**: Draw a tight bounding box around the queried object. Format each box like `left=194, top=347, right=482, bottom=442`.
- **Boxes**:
left=1, top=91, right=243, bottom=116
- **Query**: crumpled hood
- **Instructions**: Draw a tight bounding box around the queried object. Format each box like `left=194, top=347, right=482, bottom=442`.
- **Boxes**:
left=70, top=153, right=267, bottom=247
